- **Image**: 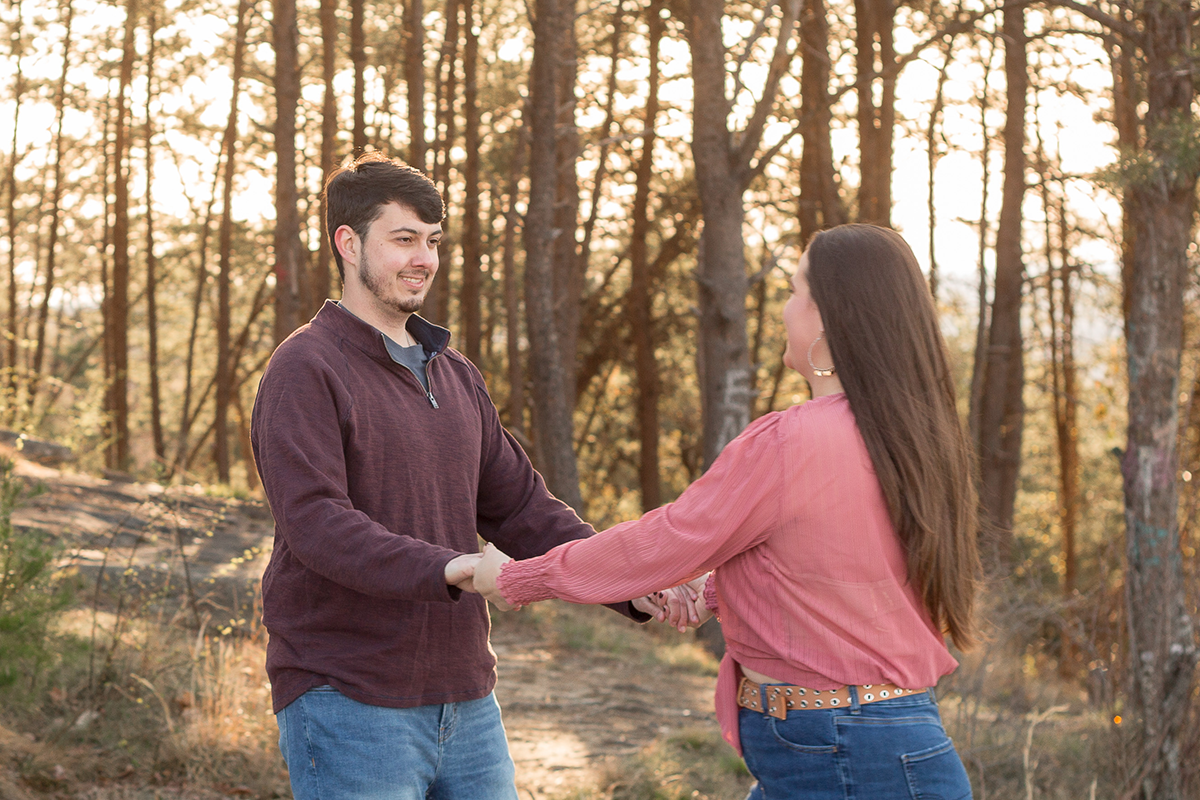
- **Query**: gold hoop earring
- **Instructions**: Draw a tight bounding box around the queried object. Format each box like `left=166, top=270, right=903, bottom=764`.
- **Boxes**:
left=807, top=335, right=835, bottom=377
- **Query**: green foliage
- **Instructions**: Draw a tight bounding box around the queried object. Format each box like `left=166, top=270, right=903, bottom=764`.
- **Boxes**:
left=1096, top=111, right=1200, bottom=193
left=0, top=459, right=73, bottom=690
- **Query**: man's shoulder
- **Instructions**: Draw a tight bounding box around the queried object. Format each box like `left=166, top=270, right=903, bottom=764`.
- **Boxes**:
left=262, top=321, right=349, bottom=383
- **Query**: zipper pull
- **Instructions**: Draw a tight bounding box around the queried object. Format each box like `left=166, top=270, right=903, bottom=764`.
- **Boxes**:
left=427, top=390, right=439, bottom=409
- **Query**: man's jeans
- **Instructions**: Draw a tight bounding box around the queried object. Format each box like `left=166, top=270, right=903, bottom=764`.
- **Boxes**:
left=277, top=685, right=519, bottom=800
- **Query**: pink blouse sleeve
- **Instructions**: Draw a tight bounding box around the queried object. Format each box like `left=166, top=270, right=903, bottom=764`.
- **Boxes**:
left=497, top=413, right=784, bottom=607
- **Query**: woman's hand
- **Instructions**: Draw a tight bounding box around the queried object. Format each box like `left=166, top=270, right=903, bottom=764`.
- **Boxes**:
left=634, top=573, right=714, bottom=632
left=473, top=543, right=515, bottom=610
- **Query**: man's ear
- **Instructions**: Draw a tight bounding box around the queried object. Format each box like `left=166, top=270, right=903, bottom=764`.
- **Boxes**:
left=333, top=225, right=358, bottom=266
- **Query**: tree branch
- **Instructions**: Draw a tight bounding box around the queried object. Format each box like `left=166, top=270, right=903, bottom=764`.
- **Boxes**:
left=1041, top=0, right=1140, bottom=44
left=734, top=0, right=801, bottom=172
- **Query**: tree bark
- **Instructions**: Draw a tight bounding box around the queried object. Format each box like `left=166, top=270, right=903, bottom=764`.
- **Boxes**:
left=630, top=0, right=663, bottom=512
left=143, top=8, right=164, bottom=463
left=3, top=0, right=24, bottom=422
left=429, top=0, right=460, bottom=325
left=975, top=4, right=1026, bottom=572
left=968, top=34, right=997, bottom=451
left=108, top=0, right=139, bottom=471
left=797, top=0, right=845, bottom=244
left=1117, top=3, right=1200, bottom=795
left=502, top=121, right=528, bottom=438
left=459, top=0, right=482, bottom=362
left=350, top=0, right=367, bottom=153
left=404, top=0, right=427, bottom=171
left=552, top=0, right=581, bottom=386
left=853, top=0, right=896, bottom=227
left=524, top=0, right=582, bottom=510
left=31, top=0, right=73, bottom=410
left=100, top=99, right=114, bottom=467
left=1053, top=205, right=1079, bottom=673
left=273, top=0, right=305, bottom=343
left=317, top=0, right=337, bottom=304
left=214, top=0, right=252, bottom=483
left=925, top=33, right=953, bottom=300
left=685, top=0, right=799, bottom=469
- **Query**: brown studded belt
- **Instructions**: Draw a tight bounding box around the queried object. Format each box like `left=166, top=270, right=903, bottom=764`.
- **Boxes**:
left=737, top=676, right=927, bottom=720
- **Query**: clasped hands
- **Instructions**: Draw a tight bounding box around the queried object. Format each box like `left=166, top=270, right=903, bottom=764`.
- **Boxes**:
left=443, top=545, right=712, bottom=632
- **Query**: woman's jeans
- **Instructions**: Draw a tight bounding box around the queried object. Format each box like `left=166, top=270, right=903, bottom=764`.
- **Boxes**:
left=277, top=685, right=519, bottom=800
left=739, top=687, right=972, bottom=799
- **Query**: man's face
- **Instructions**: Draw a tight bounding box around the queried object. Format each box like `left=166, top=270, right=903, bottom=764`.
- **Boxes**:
left=342, top=202, right=442, bottom=316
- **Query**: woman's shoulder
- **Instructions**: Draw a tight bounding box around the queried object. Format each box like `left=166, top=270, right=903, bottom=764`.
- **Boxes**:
left=779, top=392, right=852, bottom=424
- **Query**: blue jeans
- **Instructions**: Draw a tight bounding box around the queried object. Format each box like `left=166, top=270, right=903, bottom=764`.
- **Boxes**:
left=277, top=686, right=519, bottom=800
left=739, top=687, right=972, bottom=800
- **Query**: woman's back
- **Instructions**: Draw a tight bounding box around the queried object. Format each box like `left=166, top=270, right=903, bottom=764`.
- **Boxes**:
left=714, top=392, right=956, bottom=693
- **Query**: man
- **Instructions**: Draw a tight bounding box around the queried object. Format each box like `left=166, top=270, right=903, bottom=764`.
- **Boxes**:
left=250, top=152, right=651, bottom=799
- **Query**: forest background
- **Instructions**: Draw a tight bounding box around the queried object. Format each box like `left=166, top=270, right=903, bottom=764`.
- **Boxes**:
left=0, top=0, right=1198, bottom=797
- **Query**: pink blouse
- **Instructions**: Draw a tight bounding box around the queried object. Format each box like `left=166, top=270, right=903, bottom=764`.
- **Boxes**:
left=496, top=393, right=958, bottom=753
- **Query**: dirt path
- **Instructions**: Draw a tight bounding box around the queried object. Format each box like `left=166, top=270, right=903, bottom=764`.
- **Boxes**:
left=493, top=618, right=719, bottom=798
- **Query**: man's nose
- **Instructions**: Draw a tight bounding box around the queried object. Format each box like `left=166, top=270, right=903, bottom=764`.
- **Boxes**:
left=412, top=246, right=438, bottom=269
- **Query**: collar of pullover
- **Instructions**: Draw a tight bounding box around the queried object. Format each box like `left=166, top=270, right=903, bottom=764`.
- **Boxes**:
left=315, top=299, right=452, bottom=363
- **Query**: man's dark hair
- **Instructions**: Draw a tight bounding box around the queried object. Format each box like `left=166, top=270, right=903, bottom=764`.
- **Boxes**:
left=323, top=151, right=445, bottom=280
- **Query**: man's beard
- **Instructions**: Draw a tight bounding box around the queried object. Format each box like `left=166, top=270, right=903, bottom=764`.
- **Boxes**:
left=359, top=251, right=426, bottom=314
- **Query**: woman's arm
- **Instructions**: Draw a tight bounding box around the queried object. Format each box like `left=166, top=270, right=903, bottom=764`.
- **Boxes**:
left=474, top=413, right=786, bottom=609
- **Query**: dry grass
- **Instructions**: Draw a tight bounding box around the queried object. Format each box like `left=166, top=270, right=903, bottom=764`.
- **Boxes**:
left=1, top=601, right=288, bottom=799
left=0, top=580, right=1185, bottom=800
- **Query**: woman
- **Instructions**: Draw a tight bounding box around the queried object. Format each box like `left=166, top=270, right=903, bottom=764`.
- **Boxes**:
left=475, top=224, right=979, bottom=799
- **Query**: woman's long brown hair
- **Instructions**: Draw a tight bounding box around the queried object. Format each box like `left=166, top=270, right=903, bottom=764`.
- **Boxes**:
left=807, top=224, right=981, bottom=649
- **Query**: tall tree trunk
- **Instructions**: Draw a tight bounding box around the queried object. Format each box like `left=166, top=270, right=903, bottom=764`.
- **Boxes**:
left=1118, top=3, right=1200, bottom=795
left=1048, top=196, right=1079, bottom=676
left=317, top=0, right=337, bottom=305
left=853, top=0, right=895, bottom=227
left=630, top=0, right=663, bottom=512
left=34, top=0, right=73, bottom=410
left=350, top=0, right=367, bottom=153
left=3, top=0, right=24, bottom=423
left=925, top=33, right=953, bottom=300
left=797, top=0, right=845, bottom=244
left=143, top=8, right=164, bottom=463
left=459, top=0, right=482, bottom=362
left=552, top=0, right=581, bottom=387
left=502, top=123, right=527, bottom=438
left=524, top=0, right=582, bottom=510
left=273, top=0, right=305, bottom=343
left=685, top=0, right=799, bottom=468
left=968, top=33, right=997, bottom=449
left=101, top=99, right=114, bottom=468
left=975, top=4, right=1026, bottom=573
left=108, top=0, right=139, bottom=471
left=429, top=0, right=459, bottom=325
left=214, top=0, right=252, bottom=483
left=404, top=0, right=426, bottom=171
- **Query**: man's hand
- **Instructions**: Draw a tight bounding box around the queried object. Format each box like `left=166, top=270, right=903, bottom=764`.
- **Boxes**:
left=445, top=552, right=483, bottom=591
left=473, top=543, right=515, bottom=610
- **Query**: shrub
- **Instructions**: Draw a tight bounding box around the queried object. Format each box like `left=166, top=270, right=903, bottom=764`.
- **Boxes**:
left=0, top=458, right=73, bottom=689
